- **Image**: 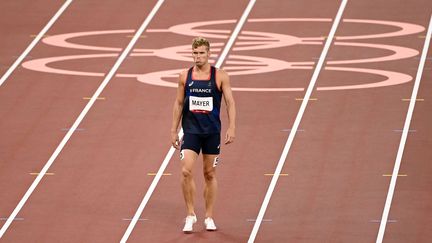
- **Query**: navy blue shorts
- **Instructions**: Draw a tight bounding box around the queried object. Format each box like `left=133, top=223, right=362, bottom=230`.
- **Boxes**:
left=181, top=133, right=220, bottom=155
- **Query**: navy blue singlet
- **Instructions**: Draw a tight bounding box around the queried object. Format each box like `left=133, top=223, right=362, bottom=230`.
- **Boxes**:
left=182, top=66, right=222, bottom=134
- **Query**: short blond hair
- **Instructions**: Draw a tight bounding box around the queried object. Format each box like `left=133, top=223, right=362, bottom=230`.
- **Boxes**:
left=192, top=36, right=210, bottom=50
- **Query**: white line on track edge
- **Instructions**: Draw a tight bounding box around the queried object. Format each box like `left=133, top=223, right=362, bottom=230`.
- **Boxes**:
left=0, top=0, right=164, bottom=239
left=119, top=1, right=256, bottom=242
left=0, top=0, right=73, bottom=87
left=375, top=14, right=432, bottom=243
left=247, top=0, right=348, bottom=242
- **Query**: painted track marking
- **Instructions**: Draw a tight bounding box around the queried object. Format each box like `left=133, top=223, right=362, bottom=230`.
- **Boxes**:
left=392, top=129, right=416, bottom=132
left=0, top=0, right=74, bottom=87
left=247, top=219, right=273, bottom=222
left=247, top=0, right=348, bottom=242
left=0, top=218, right=24, bottom=221
left=147, top=173, right=172, bottom=176
left=376, top=14, right=432, bottom=243
left=82, top=97, right=106, bottom=100
left=295, top=98, right=318, bottom=101
left=401, top=98, right=424, bottom=101
left=119, top=1, right=257, bottom=242
left=18, top=18, right=424, bottom=92
left=0, top=0, right=164, bottom=238
left=264, top=173, right=288, bottom=176
left=29, top=173, right=55, bottom=176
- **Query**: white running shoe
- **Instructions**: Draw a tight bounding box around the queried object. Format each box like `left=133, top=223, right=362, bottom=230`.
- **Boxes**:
left=183, top=215, right=197, bottom=233
left=204, top=217, right=217, bottom=231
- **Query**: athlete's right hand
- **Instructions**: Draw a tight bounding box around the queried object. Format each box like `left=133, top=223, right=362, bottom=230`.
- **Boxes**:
left=171, top=131, right=180, bottom=149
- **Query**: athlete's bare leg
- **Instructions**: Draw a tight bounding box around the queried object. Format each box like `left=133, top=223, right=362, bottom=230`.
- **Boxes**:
left=203, top=154, right=218, bottom=218
left=181, top=149, right=199, bottom=216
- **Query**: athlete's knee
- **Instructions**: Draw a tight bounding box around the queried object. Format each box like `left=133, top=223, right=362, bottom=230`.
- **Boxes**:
left=203, top=169, right=216, bottom=181
left=182, top=167, right=193, bottom=179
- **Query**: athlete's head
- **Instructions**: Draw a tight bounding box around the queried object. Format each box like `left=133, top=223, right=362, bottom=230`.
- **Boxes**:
left=192, top=36, right=210, bottom=50
left=192, top=36, right=211, bottom=67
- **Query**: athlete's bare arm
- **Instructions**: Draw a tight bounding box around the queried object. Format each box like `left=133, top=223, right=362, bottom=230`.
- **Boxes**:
left=218, top=69, right=236, bottom=144
left=171, top=69, right=187, bottom=149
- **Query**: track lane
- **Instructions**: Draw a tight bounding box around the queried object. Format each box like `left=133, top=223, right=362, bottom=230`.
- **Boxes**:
left=249, top=0, right=347, bottom=241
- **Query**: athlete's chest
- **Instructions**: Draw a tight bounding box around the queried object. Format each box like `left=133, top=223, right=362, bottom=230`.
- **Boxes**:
left=192, top=70, right=211, bottom=80
left=187, top=66, right=221, bottom=92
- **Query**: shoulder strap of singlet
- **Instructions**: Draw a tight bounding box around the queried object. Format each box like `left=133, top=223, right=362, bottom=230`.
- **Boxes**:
left=210, top=66, right=222, bottom=93
left=210, top=66, right=216, bottom=79
left=184, top=67, right=193, bottom=96
left=186, top=67, right=194, bottom=82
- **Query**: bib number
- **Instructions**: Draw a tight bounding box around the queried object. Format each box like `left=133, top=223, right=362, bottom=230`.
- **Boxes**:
left=189, top=96, right=213, bottom=112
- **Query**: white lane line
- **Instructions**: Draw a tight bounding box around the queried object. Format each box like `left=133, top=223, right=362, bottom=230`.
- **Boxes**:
left=0, top=0, right=74, bottom=87
left=119, top=1, right=256, bottom=242
left=247, top=1, right=348, bottom=242
left=0, top=0, right=164, bottom=239
left=376, top=15, right=432, bottom=243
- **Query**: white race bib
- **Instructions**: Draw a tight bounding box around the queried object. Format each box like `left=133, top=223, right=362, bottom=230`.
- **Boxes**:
left=189, top=96, right=213, bottom=112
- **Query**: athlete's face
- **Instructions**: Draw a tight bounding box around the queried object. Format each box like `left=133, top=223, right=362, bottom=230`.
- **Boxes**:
left=192, top=45, right=210, bottom=67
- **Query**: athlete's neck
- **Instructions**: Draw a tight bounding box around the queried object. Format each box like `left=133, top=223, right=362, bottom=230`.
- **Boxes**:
left=194, top=63, right=211, bottom=73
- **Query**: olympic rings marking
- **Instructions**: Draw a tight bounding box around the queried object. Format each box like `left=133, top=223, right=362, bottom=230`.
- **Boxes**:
left=22, top=18, right=425, bottom=92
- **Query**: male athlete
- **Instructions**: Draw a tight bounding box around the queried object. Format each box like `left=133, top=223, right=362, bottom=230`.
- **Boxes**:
left=171, top=37, right=236, bottom=233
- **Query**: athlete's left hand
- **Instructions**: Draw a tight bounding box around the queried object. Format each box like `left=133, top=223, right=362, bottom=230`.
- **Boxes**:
left=171, top=131, right=180, bottom=149
left=225, top=127, right=235, bottom=144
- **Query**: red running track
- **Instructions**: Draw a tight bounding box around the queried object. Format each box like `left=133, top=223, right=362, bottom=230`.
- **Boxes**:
left=0, top=0, right=431, bottom=242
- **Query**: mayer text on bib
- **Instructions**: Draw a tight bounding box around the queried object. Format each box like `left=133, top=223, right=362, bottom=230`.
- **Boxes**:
left=190, top=96, right=213, bottom=113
